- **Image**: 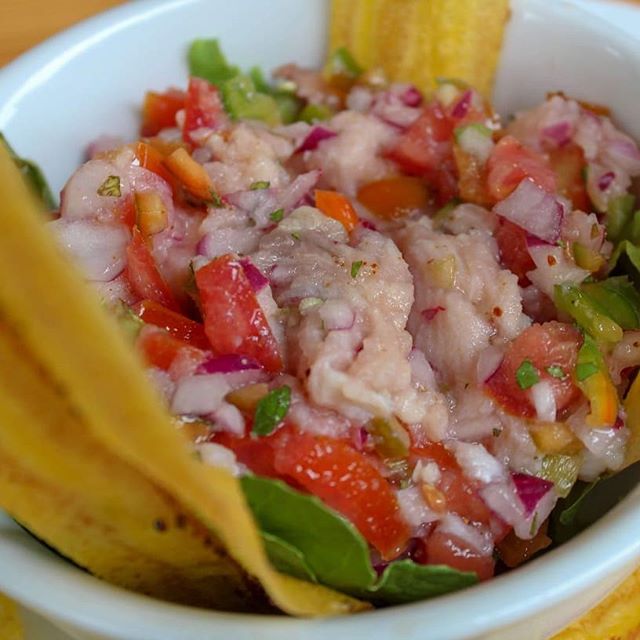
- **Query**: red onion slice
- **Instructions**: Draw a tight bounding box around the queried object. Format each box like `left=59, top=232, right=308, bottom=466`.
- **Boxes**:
left=541, top=121, right=572, bottom=147
left=450, top=90, right=472, bottom=119
left=421, top=306, right=445, bottom=321
left=239, top=258, right=269, bottom=292
left=597, top=171, right=615, bottom=191
left=296, top=127, right=337, bottom=153
left=399, top=85, right=423, bottom=107
left=476, top=345, right=505, bottom=384
left=196, top=354, right=262, bottom=375
left=511, top=472, right=554, bottom=516
left=493, top=178, right=563, bottom=244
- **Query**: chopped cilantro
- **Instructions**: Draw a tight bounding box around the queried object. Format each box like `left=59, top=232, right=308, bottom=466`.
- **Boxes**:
left=515, top=359, right=540, bottom=390
left=210, top=190, right=224, bottom=208
left=291, top=231, right=301, bottom=240
left=250, top=180, right=270, bottom=190
left=97, top=175, right=121, bottom=197
left=546, top=365, right=567, bottom=380
left=576, top=362, right=599, bottom=381
left=351, top=260, right=363, bottom=278
left=269, top=208, right=284, bottom=222
left=529, top=512, right=539, bottom=537
left=252, top=386, right=291, bottom=436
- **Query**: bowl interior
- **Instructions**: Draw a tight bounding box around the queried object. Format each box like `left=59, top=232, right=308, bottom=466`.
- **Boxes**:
left=1, top=1, right=640, bottom=639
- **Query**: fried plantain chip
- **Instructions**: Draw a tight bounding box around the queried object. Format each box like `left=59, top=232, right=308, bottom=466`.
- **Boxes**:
left=0, top=146, right=367, bottom=616
left=0, top=324, right=258, bottom=610
left=329, top=0, right=510, bottom=96
left=0, top=592, right=23, bottom=640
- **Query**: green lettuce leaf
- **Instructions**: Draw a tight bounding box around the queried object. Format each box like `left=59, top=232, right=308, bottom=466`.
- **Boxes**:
left=581, top=276, right=640, bottom=330
left=0, top=133, right=55, bottom=210
left=242, top=475, right=479, bottom=604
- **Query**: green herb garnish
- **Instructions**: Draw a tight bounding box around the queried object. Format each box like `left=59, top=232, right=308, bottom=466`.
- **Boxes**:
left=97, top=175, right=121, bottom=197
left=546, top=365, right=567, bottom=380
left=188, top=38, right=239, bottom=86
left=269, top=208, right=284, bottom=222
left=252, top=385, right=291, bottom=436
left=350, top=260, right=363, bottom=278
left=575, top=362, right=599, bottom=381
left=515, top=359, right=539, bottom=390
left=250, top=180, right=270, bottom=190
left=291, top=231, right=301, bottom=240
left=210, top=190, right=224, bottom=208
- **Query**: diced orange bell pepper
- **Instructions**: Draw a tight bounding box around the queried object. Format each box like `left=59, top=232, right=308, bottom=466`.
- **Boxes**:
left=164, top=148, right=215, bottom=202
left=134, top=191, right=168, bottom=236
left=314, top=189, right=359, bottom=232
left=357, top=176, right=429, bottom=220
left=141, top=89, right=186, bottom=137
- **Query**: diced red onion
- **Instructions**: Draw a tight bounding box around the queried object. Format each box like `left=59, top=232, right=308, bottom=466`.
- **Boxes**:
left=450, top=90, right=472, bottom=119
left=597, top=171, right=615, bottom=191
left=196, top=354, right=262, bottom=375
left=530, top=380, right=557, bottom=422
left=360, top=219, right=378, bottom=231
left=525, top=233, right=551, bottom=248
left=318, top=299, right=355, bottom=331
left=296, top=126, right=337, bottom=153
left=421, top=306, right=445, bottom=321
left=511, top=472, right=554, bottom=516
left=437, top=514, right=493, bottom=556
left=541, top=121, right=572, bottom=147
left=278, top=170, right=321, bottom=212
left=399, top=85, right=423, bottom=107
left=476, top=345, right=504, bottom=384
left=371, top=91, right=422, bottom=129
left=352, top=426, right=369, bottom=451
left=240, top=258, right=269, bottom=292
left=603, top=137, right=640, bottom=174
left=408, top=349, right=437, bottom=390
left=493, top=178, right=563, bottom=244
left=211, top=403, right=245, bottom=436
left=171, top=374, right=230, bottom=415
left=480, top=482, right=525, bottom=529
left=196, top=226, right=261, bottom=258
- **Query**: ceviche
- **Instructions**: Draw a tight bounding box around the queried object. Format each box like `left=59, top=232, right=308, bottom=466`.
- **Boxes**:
left=5, top=38, right=640, bottom=608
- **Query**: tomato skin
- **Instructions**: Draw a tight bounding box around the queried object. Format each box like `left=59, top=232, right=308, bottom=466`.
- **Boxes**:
left=132, top=299, right=210, bottom=349
left=453, top=145, right=492, bottom=206
left=125, top=227, right=179, bottom=311
left=141, top=89, right=186, bottom=137
left=494, top=218, right=536, bottom=286
left=487, top=135, right=556, bottom=201
left=386, top=103, right=457, bottom=204
left=213, top=432, right=280, bottom=479
left=195, top=255, right=283, bottom=374
left=486, top=322, right=583, bottom=418
left=272, top=429, right=411, bottom=559
left=183, top=77, right=223, bottom=144
left=136, top=325, right=205, bottom=374
left=425, top=530, right=495, bottom=580
left=547, top=143, right=589, bottom=211
left=314, top=190, right=359, bottom=232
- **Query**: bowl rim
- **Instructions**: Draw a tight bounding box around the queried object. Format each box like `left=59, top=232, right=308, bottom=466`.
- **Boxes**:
left=1, top=0, right=640, bottom=638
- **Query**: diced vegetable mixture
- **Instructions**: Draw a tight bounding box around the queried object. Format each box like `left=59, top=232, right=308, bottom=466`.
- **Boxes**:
left=41, top=40, right=640, bottom=603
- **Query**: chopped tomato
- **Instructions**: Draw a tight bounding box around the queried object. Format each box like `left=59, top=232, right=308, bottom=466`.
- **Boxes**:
left=183, top=77, right=223, bottom=144
left=213, top=431, right=280, bottom=478
left=425, top=530, right=495, bottom=580
left=486, top=135, right=556, bottom=202
left=136, top=325, right=204, bottom=374
left=386, top=103, right=457, bottom=204
left=494, top=218, right=536, bottom=286
left=115, top=194, right=136, bottom=228
left=547, top=143, right=589, bottom=211
left=195, top=255, right=283, bottom=373
left=357, top=176, right=429, bottom=220
left=315, top=190, right=359, bottom=232
left=272, top=429, right=410, bottom=559
left=132, top=299, right=210, bottom=349
left=486, top=322, right=583, bottom=418
left=125, top=227, right=179, bottom=311
left=497, top=521, right=551, bottom=568
left=453, top=145, right=492, bottom=206
left=141, top=88, right=186, bottom=137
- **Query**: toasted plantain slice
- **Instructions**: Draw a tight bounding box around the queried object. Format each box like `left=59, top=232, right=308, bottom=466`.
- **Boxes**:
left=0, top=592, right=23, bottom=640
left=0, top=145, right=366, bottom=616
left=329, top=0, right=510, bottom=96
left=0, top=325, right=257, bottom=611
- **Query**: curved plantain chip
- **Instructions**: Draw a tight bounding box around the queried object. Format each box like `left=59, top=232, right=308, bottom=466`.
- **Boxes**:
left=0, top=592, right=23, bottom=640
left=329, top=0, right=510, bottom=96
left=0, top=325, right=258, bottom=611
left=0, top=145, right=366, bottom=616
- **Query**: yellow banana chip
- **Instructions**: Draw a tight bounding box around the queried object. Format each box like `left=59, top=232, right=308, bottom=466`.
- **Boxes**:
left=0, top=146, right=367, bottom=616
left=329, top=0, right=510, bottom=96
left=0, top=325, right=255, bottom=610
left=551, top=568, right=640, bottom=640
left=0, top=592, right=23, bottom=640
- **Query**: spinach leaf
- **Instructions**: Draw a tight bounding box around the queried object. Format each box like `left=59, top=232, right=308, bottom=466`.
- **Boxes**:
left=241, top=475, right=376, bottom=591
left=187, top=39, right=239, bottom=86
left=0, top=133, right=55, bottom=210
left=559, top=479, right=600, bottom=526
left=610, top=240, right=640, bottom=288
left=261, top=532, right=317, bottom=582
left=366, top=560, right=478, bottom=605
left=581, top=276, right=640, bottom=329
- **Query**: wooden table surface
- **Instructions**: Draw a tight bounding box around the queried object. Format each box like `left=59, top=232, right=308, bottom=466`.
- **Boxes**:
left=1, top=1, right=640, bottom=639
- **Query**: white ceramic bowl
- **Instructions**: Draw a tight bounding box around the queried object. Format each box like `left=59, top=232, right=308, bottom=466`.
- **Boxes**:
left=1, top=1, right=640, bottom=639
